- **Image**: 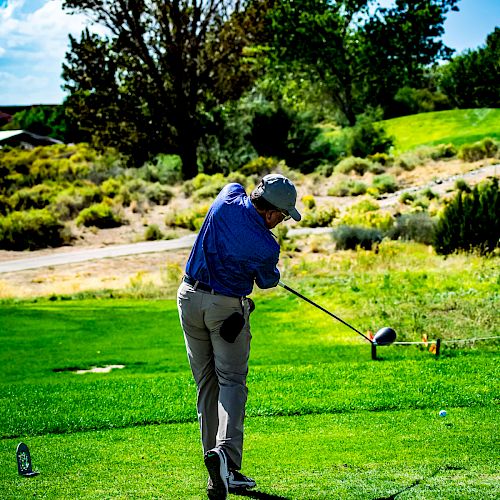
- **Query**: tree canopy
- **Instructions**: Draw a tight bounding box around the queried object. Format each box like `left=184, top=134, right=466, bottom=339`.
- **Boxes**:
left=62, top=0, right=272, bottom=178
left=61, top=0, right=474, bottom=177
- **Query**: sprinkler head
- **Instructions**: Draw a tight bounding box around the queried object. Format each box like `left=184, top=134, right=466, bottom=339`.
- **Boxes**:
left=373, top=327, right=397, bottom=345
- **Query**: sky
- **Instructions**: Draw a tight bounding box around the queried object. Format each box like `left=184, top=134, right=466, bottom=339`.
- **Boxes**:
left=0, top=0, right=499, bottom=106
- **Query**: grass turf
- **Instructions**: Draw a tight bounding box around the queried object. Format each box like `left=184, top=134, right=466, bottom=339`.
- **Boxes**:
left=380, top=108, right=500, bottom=152
left=0, top=408, right=498, bottom=499
left=0, top=244, right=498, bottom=498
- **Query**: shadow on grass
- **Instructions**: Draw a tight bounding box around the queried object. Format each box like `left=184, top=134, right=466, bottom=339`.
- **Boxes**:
left=232, top=489, right=290, bottom=500
left=374, top=466, right=462, bottom=499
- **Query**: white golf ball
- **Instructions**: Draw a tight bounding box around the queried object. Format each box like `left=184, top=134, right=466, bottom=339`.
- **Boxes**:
left=439, top=410, right=447, bottom=417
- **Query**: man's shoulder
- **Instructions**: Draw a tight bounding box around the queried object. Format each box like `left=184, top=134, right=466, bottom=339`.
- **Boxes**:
left=221, top=182, right=246, bottom=197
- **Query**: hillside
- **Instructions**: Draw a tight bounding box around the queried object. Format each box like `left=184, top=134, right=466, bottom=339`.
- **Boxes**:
left=381, top=108, right=500, bottom=152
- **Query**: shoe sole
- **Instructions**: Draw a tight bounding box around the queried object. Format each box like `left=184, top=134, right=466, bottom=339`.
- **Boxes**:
left=205, top=451, right=228, bottom=500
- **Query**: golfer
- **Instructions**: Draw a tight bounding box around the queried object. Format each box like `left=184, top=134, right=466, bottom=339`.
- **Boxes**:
left=177, top=174, right=301, bottom=499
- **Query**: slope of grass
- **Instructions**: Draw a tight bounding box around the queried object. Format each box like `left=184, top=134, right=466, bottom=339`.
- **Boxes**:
left=381, top=108, right=500, bottom=152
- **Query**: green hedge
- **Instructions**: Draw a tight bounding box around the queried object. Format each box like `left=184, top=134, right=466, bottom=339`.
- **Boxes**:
left=0, top=209, right=69, bottom=250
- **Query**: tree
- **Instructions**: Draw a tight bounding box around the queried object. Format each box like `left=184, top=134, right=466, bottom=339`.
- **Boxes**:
left=2, top=106, right=70, bottom=142
left=269, top=0, right=370, bottom=126
left=267, top=0, right=458, bottom=124
left=359, top=0, right=458, bottom=116
left=438, top=28, right=500, bottom=108
left=62, top=0, right=271, bottom=178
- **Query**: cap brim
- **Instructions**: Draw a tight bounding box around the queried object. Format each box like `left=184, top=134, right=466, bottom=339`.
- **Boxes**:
left=288, top=207, right=301, bottom=222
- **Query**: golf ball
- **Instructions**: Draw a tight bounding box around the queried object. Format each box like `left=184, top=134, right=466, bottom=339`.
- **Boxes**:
left=439, top=410, right=447, bottom=417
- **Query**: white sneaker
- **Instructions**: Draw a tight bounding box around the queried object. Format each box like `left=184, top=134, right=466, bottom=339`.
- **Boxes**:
left=228, top=470, right=257, bottom=490
left=204, top=447, right=228, bottom=499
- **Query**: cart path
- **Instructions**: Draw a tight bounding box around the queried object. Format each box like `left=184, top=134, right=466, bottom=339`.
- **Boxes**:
left=0, top=163, right=497, bottom=274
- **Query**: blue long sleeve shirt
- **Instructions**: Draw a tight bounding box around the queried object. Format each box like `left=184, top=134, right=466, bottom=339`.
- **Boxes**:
left=185, top=183, right=280, bottom=297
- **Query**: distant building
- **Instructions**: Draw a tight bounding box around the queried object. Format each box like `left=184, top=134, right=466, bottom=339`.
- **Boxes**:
left=0, top=130, right=63, bottom=149
left=0, top=110, right=12, bottom=127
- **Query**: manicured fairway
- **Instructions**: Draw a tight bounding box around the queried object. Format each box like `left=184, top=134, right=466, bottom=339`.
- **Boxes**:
left=0, top=244, right=498, bottom=498
left=0, top=408, right=498, bottom=499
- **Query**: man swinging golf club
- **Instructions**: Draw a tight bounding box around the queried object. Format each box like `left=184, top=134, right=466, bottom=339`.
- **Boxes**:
left=177, top=174, right=301, bottom=499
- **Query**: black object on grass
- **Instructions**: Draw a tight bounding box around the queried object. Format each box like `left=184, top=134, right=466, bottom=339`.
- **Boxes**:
left=278, top=281, right=396, bottom=345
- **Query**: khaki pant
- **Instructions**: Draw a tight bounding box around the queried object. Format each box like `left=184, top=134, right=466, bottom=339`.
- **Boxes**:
left=177, top=281, right=252, bottom=470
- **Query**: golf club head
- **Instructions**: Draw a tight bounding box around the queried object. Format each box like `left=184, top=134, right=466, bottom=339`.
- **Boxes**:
left=373, top=327, right=396, bottom=345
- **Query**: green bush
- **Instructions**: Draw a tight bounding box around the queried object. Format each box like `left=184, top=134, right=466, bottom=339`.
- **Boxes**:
left=76, top=202, right=126, bottom=228
left=433, top=177, right=499, bottom=255
left=240, top=157, right=278, bottom=177
left=328, top=179, right=367, bottom=197
left=458, top=138, right=499, bottom=162
left=165, top=204, right=210, bottom=231
left=101, top=178, right=122, bottom=198
left=144, top=224, right=164, bottom=241
left=389, top=213, right=437, bottom=245
left=299, top=205, right=338, bottom=228
left=368, top=152, right=394, bottom=166
left=302, top=194, right=316, bottom=209
left=399, top=191, right=415, bottom=204
left=248, top=105, right=332, bottom=173
left=54, top=183, right=102, bottom=219
left=144, top=183, right=173, bottom=205
left=335, top=157, right=373, bottom=175
left=371, top=174, right=399, bottom=195
left=332, top=225, right=383, bottom=250
left=344, top=112, right=393, bottom=158
left=339, top=200, right=394, bottom=231
left=7, top=183, right=58, bottom=211
left=0, top=209, right=69, bottom=250
left=138, top=154, right=182, bottom=184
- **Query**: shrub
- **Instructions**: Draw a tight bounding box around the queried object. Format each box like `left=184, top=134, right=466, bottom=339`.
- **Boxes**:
left=240, top=157, right=278, bottom=177
left=7, top=183, right=57, bottom=211
left=344, top=112, right=393, bottom=158
left=145, top=183, right=173, bottom=205
left=144, top=224, right=164, bottom=241
left=340, top=200, right=394, bottom=231
left=0, top=209, right=69, bottom=250
left=429, top=143, right=458, bottom=160
left=371, top=174, right=399, bottom=195
left=328, top=179, right=367, bottom=197
left=165, top=204, right=210, bottom=231
left=302, top=194, right=316, bottom=209
left=101, top=178, right=122, bottom=198
left=53, top=183, right=102, bottom=219
left=248, top=105, right=330, bottom=173
left=399, top=191, right=415, bottom=204
left=76, top=202, right=126, bottom=228
left=368, top=152, right=394, bottom=166
left=433, top=177, right=499, bottom=255
left=335, top=157, right=373, bottom=175
left=458, top=138, right=499, bottom=162
left=454, top=179, right=472, bottom=193
left=389, top=213, right=437, bottom=245
left=332, top=225, right=383, bottom=250
left=299, top=205, right=338, bottom=228
left=138, top=154, right=182, bottom=184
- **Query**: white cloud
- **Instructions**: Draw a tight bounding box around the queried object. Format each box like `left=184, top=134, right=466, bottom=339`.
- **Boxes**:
left=0, top=0, right=102, bottom=104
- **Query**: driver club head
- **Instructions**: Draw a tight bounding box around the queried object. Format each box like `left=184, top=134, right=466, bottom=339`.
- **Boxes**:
left=373, top=327, right=397, bottom=345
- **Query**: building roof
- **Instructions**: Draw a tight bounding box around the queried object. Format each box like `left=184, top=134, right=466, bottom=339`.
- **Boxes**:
left=0, top=130, right=24, bottom=141
left=0, top=129, right=62, bottom=146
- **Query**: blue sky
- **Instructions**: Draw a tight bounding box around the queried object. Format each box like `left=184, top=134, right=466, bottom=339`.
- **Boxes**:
left=0, top=0, right=498, bottom=105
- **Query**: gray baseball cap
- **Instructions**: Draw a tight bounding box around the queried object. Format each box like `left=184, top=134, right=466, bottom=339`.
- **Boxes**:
left=256, top=174, right=301, bottom=221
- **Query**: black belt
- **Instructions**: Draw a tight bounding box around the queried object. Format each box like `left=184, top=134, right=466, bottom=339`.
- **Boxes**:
left=183, top=275, right=242, bottom=299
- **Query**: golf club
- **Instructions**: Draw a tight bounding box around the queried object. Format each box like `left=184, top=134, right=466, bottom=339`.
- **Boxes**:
left=278, top=281, right=396, bottom=345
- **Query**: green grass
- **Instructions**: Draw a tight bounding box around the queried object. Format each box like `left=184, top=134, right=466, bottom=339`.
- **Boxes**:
left=0, top=243, right=499, bottom=498
left=380, top=108, right=500, bottom=152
